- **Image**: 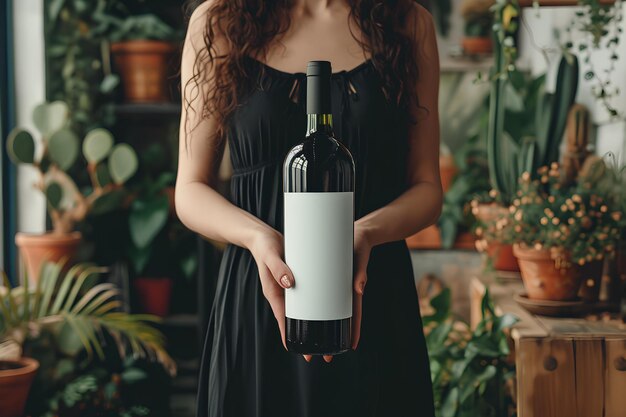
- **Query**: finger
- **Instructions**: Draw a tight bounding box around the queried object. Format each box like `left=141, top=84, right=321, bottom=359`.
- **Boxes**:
left=303, top=355, right=312, bottom=362
left=351, top=290, right=363, bottom=350
left=266, top=256, right=295, bottom=289
left=259, top=265, right=287, bottom=350
left=354, top=269, right=367, bottom=295
left=323, top=355, right=333, bottom=363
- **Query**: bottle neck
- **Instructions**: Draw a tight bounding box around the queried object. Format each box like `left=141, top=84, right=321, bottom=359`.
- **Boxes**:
left=306, top=114, right=334, bottom=137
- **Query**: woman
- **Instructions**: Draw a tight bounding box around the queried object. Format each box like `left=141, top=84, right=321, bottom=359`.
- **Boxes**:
left=176, top=0, right=441, bottom=416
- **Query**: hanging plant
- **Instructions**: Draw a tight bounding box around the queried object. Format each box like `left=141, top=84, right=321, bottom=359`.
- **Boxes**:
left=560, top=0, right=624, bottom=118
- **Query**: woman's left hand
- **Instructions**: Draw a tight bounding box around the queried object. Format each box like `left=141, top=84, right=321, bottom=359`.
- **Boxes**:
left=307, top=224, right=371, bottom=364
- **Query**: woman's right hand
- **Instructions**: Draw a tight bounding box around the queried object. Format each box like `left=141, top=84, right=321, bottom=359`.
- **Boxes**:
left=249, top=228, right=295, bottom=350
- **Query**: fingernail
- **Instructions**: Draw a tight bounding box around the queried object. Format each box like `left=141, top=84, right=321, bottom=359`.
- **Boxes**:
left=281, top=275, right=291, bottom=288
left=323, top=355, right=333, bottom=363
left=304, top=355, right=312, bottom=362
left=359, top=282, right=365, bottom=295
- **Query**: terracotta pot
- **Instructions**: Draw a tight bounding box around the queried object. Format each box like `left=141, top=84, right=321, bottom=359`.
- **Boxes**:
left=134, top=277, right=173, bottom=317
left=474, top=203, right=519, bottom=272
left=577, top=260, right=605, bottom=303
left=0, top=357, right=39, bottom=417
left=454, top=232, right=476, bottom=250
left=462, top=37, right=493, bottom=55
left=15, top=232, right=82, bottom=284
left=111, top=40, right=178, bottom=103
left=513, top=245, right=582, bottom=301
left=485, top=241, right=519, bottom=272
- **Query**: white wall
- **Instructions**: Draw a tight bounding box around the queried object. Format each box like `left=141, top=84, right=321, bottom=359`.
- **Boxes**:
left=518, top=4, right=626, bottom=165
left=12, top=0, right=46, bottom=234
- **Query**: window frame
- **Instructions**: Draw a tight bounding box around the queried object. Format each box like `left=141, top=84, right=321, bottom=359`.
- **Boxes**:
left=1, top=0, right=17, bottom=282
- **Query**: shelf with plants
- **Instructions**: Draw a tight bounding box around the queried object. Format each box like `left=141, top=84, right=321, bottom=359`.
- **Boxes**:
left=42, top=0, right=206, bottom=408
left=480, top=0, right=625, bottom=308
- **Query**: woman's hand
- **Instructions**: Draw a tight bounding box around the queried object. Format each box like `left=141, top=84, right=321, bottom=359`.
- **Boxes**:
left=351, top=224, right=371, bottom=350
left=249, top=228, right=294, bottom=350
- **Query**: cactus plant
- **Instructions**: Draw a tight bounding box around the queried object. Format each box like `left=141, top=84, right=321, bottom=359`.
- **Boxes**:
left=487, top=52, right=579, bottom=205
left=5, top=100, right=138, bottom=234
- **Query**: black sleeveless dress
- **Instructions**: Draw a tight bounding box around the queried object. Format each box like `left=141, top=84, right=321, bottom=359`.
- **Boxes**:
left=196, top=56, right=435, bottom=417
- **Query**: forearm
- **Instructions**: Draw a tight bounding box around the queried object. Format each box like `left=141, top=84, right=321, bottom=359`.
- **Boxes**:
left=175, top=181, right=273, bottom=250
left=355, top=181, right=442, bottom=247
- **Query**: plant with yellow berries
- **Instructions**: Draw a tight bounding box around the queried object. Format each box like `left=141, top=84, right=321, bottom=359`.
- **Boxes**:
left=503, top=160, right=622, bottom=267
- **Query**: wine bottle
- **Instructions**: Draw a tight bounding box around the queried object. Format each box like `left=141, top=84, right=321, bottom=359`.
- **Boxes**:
left=283, top=61, right=355, bottom=355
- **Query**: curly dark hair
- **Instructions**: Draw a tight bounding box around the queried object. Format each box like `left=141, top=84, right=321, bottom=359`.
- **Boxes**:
left=183, top=0, right=430, bottom=143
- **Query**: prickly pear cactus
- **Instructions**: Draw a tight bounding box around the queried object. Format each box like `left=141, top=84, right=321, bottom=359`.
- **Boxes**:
left=6, top=129, right=36, bottom=164
left=4, top=100, right=139, bottom=233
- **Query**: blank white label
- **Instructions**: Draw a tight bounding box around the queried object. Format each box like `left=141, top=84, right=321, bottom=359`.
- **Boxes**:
left=284, top=192, right=353, bottom=321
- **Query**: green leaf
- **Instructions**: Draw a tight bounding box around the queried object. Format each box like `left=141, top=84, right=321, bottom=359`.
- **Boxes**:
left=48, top=0, right=66, bottom=23
left=426, top=321, right=453, bottom=354
left=423, top=288, right=451, bottom=325
left=127, top=242, right=153, bottom=275
left=48, top=128, right=79, bottom=170
left=493, top=313, right=519, bottom=333
left=57, top=322, right=85, bottom=356
left=466, top=334, right=502, bottom=358
left=129, top=194, right=169, bottom=249
left=83, top=128, right=114, bottom=163
left=32, top=101, right=69, bottom=138
left=91, top=189, right=127, bottom=216
left=45, top=182, right=64, bottom=210
left=6, top=129, right=36, bottom=164
left=100, top=74, right=120, bottom=94
left=441, top=386, right=459, bottom=417
left=180, top=252, right=198, bottom=280
left=108, top=143, right=138, bottom=184
left=121, top=367, right=148, bottom=383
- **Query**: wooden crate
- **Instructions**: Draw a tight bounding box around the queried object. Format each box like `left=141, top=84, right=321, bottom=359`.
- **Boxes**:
left=471, top=277, right=626, bottom=417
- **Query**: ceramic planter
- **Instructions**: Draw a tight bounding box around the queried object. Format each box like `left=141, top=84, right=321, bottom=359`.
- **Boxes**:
left=15, top=232, right=82, bottom=284
left=134, top=277, right=173, bottom=317
left=462, top=37, right=493, bottom=55
left=111, top=40, right=178, bottom=103
left=513, top=245, right=582, bottom=301
left=474, top=203, right=519, bottom=272
left=0, top=357, right=39, bottom=417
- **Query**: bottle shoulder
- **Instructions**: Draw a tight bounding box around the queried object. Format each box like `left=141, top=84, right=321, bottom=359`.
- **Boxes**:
left=284, top=132, right=354, bottom=167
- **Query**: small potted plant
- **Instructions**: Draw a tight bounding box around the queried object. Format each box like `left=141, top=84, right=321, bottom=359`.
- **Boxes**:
left=5, top=101, right=138, bottom=281
left=479, top=55, right=579, bottom=272
left=506, top=160, right=621, bottom=301
left=460, top=0, right=495, bottom=55
left=127, top=172, right=175, bottom=317
left=0, top=261, right=175, bottom=416
left=96, top=10, right=181, bottom=103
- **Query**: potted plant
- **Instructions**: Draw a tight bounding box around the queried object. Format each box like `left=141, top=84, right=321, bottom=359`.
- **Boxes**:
left=0, top=261, right=175, bottom=416
left=0, top=354, right=39, bottom=417
left=460, top=0, right=495, bottom=55
left=424, top=287, right=518, bottom=416
left=95, top=9, right=181, bottom=103
left=128, top=171, right=174, bottom=317
left=505, top=160, right=621, bottom=301
left=481, top=27, right=579, bottom=272
left=127, top=171, right=197, bottom=317
left=6, top=101, right=138, bottom=281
